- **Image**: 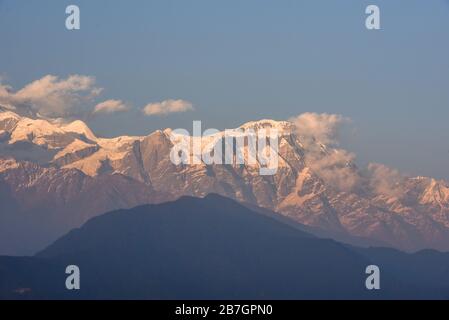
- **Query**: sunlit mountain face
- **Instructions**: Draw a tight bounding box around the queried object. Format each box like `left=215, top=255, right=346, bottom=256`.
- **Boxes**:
left=1, top=109, right=449, bottom=256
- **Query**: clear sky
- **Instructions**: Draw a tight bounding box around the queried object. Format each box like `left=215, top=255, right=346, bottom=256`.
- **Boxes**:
left=1, top=0, right=448, bottom=180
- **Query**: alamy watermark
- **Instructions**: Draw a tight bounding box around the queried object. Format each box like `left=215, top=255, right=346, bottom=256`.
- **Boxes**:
left=65, top=5, right=80, bottom=30
left=169, top=121, right=279, bottom=176
left=65, top=265, right=80, bottom=290
left=65, top=4, right=380, bottom=31
left=366, top=5, right=381, bottom=30
left=365, top=265, right=380, bottom=290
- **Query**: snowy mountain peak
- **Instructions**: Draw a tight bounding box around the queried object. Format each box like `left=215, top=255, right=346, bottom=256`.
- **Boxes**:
left=61, top=120, right=97, bottom=141
left=0, top=110, right=98, bottom=145
left=2, top=108, right=449, bottom=252
left=239, top=119, right=294, bottom=135
left=0, top=110, right=21, bottom=121
left=420, top=178, right=449, bottom=206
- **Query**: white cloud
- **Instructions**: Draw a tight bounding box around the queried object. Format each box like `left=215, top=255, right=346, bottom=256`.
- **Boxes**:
left=142, top=99, right=194, bottom=116
left=0, top=75, right=102, bottom=118
left=93, top=99, right=130, bottom=114
left=289, top=112, right=359, bottom=192
left=308, top=148, right=360, bottom=192
left=289, top=112, right=410, bottom=195
left=289, top=112, right=349, bottom=145
left=366, top=163, right=406, bottom=197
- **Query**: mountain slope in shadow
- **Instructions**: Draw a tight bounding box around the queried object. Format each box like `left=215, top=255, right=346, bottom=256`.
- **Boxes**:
left=1, top=194, right=449, bottom=299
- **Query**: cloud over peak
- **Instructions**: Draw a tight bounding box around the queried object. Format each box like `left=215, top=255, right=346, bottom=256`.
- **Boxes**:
left=0, top=74, right=102, bottom=118
left=289, top=112, right=407, bottom=195
left=289, top=112, right=350, bottom=145
left=143, top=99, right=194, bottom=116
left=290, top=112, right=357, bottom=192
left=93, top=99, right=130, bottom=114
left=0, top=74, right=196, bottom=121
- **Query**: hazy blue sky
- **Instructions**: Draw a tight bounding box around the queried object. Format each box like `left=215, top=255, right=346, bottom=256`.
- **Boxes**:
left=1, top=0, right=448, bottom=179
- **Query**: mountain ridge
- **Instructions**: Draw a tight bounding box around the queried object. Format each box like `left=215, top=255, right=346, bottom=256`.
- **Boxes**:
left=1, top=110, right=449, bottom=253
left=2, top=194, right=449, bottom=299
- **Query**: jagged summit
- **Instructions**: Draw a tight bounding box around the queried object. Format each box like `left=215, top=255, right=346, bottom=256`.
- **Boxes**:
left=61, top=120, right=97, bottom=141
left=0, top=110, right=21, bottom=121
left=239, top=119, right=295, bottom=135
left=2, top=108, right=449, bottom=253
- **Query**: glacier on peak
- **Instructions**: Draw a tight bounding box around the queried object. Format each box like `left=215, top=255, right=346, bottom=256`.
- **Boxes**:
left=238, top=119, right=295, bottom=135
left=61, top=120, right=97, bottom=141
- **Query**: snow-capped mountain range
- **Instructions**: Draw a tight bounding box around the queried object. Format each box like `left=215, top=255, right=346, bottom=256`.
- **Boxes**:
left=1, top=109, right=449, bottom=254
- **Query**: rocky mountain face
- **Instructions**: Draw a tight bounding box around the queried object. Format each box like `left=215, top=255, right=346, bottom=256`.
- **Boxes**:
left=1, top=109, right=449, bottom=253
left=0, top=158, right=172, bottom=255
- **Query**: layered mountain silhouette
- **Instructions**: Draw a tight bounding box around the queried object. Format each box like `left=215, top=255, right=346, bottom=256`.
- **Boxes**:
left=2, top=194, right=449, bottom=300
left=1, top=109, right=449, bottom=255
left=0, top=159, right=172, bottom=255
